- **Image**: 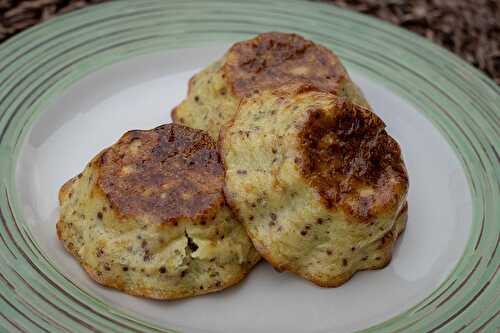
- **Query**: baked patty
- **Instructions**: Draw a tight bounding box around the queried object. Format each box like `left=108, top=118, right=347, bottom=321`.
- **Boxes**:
left=221, top=87, right=408, bottom=287
left=172, top=32, right=368, bottom=138
left=57, top=124, right=260, bottom=299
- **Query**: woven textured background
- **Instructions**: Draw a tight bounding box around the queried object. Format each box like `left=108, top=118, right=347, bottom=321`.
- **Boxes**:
left=0, top=0, right=499, bottom=84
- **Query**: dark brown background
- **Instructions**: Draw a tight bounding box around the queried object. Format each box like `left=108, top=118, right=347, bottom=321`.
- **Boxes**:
left=1, top=0, right=499, bottom=84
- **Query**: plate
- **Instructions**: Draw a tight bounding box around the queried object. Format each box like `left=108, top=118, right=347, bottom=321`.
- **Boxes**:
left=0, top=1, right=498, bottom=332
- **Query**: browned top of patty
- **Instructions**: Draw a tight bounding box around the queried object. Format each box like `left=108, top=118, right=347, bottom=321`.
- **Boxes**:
left=223, top=32, right=348, bottom=97
left=96, top=124, right=224, bottom=223
left=298, top=99, right=408, bottom=223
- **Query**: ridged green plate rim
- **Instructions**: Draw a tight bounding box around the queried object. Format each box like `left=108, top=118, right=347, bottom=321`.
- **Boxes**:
left=0, top=0, right=498, bottom=332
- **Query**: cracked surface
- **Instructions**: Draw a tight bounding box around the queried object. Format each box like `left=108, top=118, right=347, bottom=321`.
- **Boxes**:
left=57, top=124, right=260, bottom=300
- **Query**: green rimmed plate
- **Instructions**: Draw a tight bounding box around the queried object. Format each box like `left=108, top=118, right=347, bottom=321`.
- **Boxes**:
left=0, top=1, right=498, bottom=332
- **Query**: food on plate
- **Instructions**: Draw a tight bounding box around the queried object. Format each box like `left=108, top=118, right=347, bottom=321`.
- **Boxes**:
left=221, top=86, right=409, bottom=287
left=172, top=31, right=368, bottom=139
left=57, top=124, right=260, bottom=299
left=58, top=30, right=409, bottom=293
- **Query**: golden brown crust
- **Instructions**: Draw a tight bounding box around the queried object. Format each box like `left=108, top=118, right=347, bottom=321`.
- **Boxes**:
left=57, top=124, right=261, bottom=300
left=171, top=106, right=181, bottom=123
left=297, top=100, right=409, bottom=223
left=97, top=124, right=224, bottom=224
left=221, top=86, right=409, bottom=288
left=222, top=32, right=348, bottom=97
left=58, top=177, right=76, bottom=205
